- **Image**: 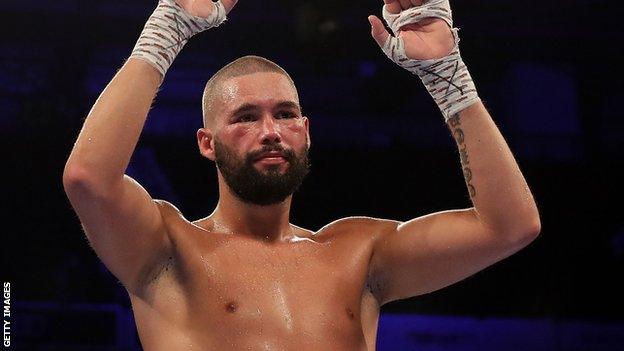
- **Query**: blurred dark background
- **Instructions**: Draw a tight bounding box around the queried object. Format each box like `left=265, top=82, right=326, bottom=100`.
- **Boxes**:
left=1, top=0, right=623, bottom=350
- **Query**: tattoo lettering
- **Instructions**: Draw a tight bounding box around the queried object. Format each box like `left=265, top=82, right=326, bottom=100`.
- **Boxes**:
left=462, top=166, right=472, bottom=182
left=458, top=144, right=469, bottom=165
left=448, top=113, right=477, bottom=198
left=448, top=114, right=461, bottom=128
left=453, top=128, right=465, bottom=144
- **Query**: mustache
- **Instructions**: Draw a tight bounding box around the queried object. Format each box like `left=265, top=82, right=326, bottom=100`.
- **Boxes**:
left=247, top=145, right=297, bottom=162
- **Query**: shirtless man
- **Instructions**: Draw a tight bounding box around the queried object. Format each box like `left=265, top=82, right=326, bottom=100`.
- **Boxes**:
left=62, top=0, right=541, bottom=349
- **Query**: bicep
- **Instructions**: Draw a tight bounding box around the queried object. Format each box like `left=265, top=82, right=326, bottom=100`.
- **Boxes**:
left=370, top=208, right=532, bottom=305
left=64, top=174, right=171, bottom=293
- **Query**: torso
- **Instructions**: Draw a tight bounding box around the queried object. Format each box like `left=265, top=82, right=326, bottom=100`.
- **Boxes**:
left=128, top=202, right=384, bottom=350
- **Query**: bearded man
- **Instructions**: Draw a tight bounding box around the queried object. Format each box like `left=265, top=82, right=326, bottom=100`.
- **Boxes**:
left=63, top=0, right=541, bottom=349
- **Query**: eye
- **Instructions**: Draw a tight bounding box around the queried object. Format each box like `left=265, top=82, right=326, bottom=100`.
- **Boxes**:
left=276, top=111, right=297, bottom=119
left=237, top=114, right=256, bottom=123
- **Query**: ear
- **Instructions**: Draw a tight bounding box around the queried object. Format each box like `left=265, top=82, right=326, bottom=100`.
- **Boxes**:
left=197, top=127, right=216, bottom=161
left=303, top=116, right=311, bottom=149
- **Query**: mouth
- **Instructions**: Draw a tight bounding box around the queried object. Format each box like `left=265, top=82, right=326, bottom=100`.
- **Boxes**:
left=254, top=151, right=286, bottom=162
left=255, top=155, right=286, bottom=164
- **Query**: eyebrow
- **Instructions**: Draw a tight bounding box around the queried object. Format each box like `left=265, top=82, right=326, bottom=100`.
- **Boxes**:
left=230, top=101, right=302, bottom=117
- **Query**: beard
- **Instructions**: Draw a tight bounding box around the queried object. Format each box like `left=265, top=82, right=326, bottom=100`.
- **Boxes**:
left=214, top=138, right=310, bottom=206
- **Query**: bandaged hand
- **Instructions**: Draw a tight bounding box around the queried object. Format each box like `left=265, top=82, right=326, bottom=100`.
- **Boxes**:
left=130, top=0, right=237, bottom=77
left=368, top=0, right=480, bottom=121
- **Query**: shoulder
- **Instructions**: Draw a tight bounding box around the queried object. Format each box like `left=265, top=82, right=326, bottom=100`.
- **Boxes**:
left=318, top=217, right=402, bottom=303
left=153, top=199, right=193, bottom=229
left=154, top=199, right=183, bottom=217
left=316, top=216, right=401, bottom=241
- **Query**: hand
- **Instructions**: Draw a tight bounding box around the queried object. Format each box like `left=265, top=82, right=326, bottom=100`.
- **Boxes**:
left=176, top=0, right=238, bottom=18
left=130, top=0, right=236, bottom=77
left=368, top=0, right=455, bottom=60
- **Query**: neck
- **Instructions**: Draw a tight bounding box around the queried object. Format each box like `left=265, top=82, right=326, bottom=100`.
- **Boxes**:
left=209, top=177, right=294, bottom=242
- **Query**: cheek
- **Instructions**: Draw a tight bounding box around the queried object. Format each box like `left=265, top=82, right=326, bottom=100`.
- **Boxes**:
left=219, top=127, right=253, bottom=155
left=286, top=118, right=307, bottom=134
left=284, top=122, right=307, bottom=144
left=225, top=124, right=254, bottom=142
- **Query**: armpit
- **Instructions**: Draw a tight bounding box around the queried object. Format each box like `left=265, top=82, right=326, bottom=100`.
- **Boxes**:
left=134, top=250, right=177, bottom=299
left=365, top=266, right=389, bottom=306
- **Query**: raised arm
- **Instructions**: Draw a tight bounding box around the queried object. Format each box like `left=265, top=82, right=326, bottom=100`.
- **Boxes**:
left=62, top=0, right=236, bottom=294
left=366, top=0, right=540, bottom=305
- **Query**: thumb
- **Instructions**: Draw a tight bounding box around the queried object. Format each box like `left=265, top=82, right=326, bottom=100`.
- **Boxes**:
left=368, top=15, right=390, bottom=48
left=220, top=0, right=238, bottom=14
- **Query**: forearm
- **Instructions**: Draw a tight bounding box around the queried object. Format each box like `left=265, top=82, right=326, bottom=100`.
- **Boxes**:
left=64, top=0, right=229, bottom=192
left=447, top=102, right=540, bottom=237
left=64, top=59, right=161, bottom=189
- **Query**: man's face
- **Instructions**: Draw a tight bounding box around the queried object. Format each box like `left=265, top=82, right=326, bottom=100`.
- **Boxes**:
left=208, top=72, right=311, bottom=205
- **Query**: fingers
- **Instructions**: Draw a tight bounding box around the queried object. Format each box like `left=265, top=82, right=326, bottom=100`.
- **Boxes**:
left=368, top=15, right=390, bottom=48
left=384, top=0, right=424, bottom=14
left=219, top=0, right=238, bottom=14
left=398, top=0, right=412, bottom=10
left=383, top=0, right=402, bottom=14
left=176, top=0, right=236, bottom=17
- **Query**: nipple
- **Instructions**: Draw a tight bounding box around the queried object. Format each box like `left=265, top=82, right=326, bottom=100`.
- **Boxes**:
left=345, top=307, right=355, bottom=320
left=226, top=301, right=238, bottom=313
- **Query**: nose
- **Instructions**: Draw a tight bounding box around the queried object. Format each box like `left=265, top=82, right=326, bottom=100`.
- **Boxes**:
left=259, top=114, right=282, bottom=144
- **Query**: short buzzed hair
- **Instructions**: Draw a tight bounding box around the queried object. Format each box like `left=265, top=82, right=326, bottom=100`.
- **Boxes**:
left=202, top=55, right=298, bottom=129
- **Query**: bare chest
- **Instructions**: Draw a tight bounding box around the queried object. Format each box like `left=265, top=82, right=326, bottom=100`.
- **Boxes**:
left=187, top=234, right=370, bottom=322
left=134, top=229, right=377, bottom=349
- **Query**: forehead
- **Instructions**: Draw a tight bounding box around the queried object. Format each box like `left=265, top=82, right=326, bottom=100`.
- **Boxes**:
left=216, top=72, right=298, bottom=114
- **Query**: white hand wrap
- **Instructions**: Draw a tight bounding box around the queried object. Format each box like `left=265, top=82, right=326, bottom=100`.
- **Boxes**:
left=380, top=0, right=480, bottom=121
left=130, top=0, right=227, bottom=76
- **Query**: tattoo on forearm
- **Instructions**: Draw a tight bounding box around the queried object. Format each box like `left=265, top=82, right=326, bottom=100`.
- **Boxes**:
left=448, top=113, right=476, bottom=198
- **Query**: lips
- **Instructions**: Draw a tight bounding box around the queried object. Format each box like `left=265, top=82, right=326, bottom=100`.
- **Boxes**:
left=254, top=151, right=285, bottom=161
